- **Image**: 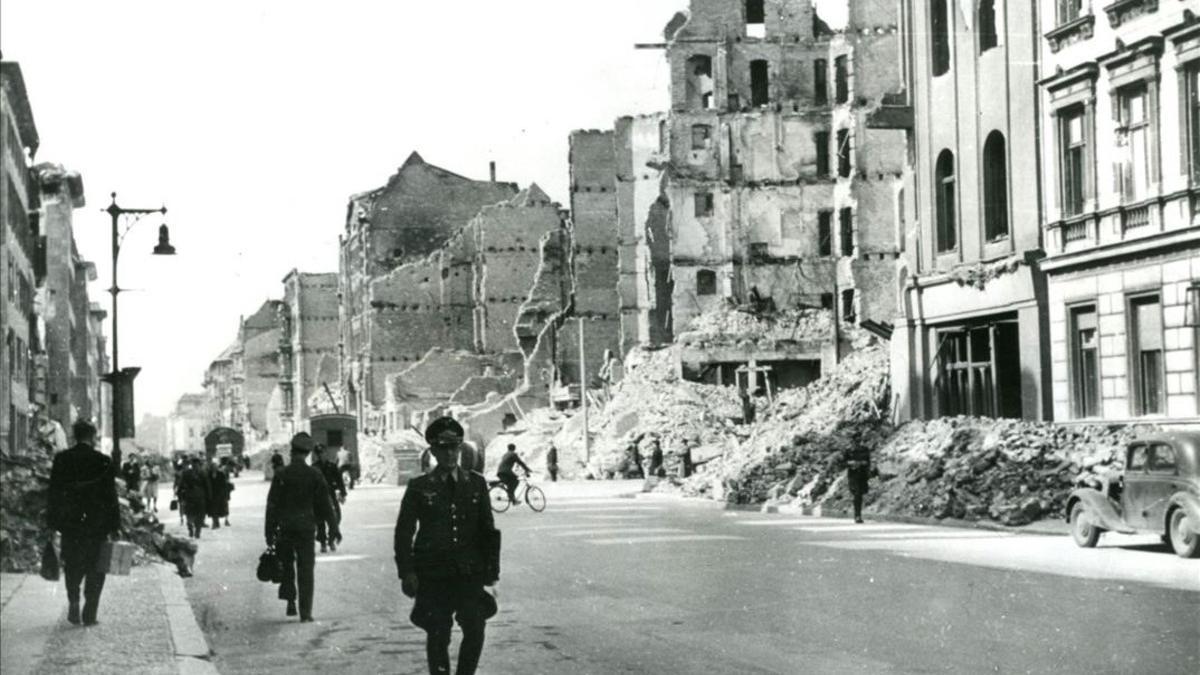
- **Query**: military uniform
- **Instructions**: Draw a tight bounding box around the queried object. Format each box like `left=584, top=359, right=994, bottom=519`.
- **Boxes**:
left=395, top=465, right=498, bottom=675
left=48, top=441, right=120, bottom=625
left=265, top=457, right=338, bottom=621
left=314, top=458, right=346, bottom=551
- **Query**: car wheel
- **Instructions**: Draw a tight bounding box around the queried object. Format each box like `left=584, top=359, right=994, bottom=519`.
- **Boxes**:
left=1070, top=502, right=1100, bottom=548
left=1167, top=508, right=1200, bottom=559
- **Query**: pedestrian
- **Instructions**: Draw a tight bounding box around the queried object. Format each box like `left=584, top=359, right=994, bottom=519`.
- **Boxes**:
left=141, top=462, right=160, bottom=512
left=740, top=389, right=756, bottom=425
left=395, top=417, right=498, bottom=675
left=122, top=456, right=141, bottom=494
left=495, top=443, right=530, bottom=506
left=267, top=451, right=285, bottom=482
left=265, top=432, right=339, bottom=622
left=336, top=444, right=354, bottom=490
left=47, top=419, right=119, bottom=626
left=314, top=444, right=346, bottom=553
left=178, top=457, right=211, bottom=539
left=679, top=440, right=694, bottom=479
left=173, top=459, right=187, bottom=526
left=546, top=443, right=559, bottom=482
left=845, top=445, right=871, bottom=524
left=628, top=441, right=644, bottom=479
left=207, top=461, right=232, bottom=529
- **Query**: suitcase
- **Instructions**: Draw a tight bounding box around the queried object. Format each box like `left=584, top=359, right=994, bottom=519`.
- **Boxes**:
left=95, top=541, right=137, bottom=575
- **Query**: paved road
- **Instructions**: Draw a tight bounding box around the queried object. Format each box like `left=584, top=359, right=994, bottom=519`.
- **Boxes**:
left=172, top=473, right=1199, bottom=674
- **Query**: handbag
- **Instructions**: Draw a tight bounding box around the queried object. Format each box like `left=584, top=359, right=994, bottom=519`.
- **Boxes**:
left=40, top=540, right=60, bottom=581
left=169, top=498, right=179, bottom=511
left=257, top=547, right=283, bottom=583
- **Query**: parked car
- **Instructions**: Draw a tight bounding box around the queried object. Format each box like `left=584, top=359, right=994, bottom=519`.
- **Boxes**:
left=1066, top=431, right=1200, bottom=558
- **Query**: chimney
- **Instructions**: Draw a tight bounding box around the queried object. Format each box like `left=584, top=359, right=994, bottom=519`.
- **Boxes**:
left=489, top=161, right=496, bottom=182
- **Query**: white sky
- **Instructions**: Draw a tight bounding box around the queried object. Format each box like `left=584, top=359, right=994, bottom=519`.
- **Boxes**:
left=2, top=0, right=847, bottom=418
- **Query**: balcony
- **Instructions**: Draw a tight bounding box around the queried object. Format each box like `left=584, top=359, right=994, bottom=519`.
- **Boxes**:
left=1062, top=219, right=1089, bottom=244
left=1120, top=203, right=1151, bottom=232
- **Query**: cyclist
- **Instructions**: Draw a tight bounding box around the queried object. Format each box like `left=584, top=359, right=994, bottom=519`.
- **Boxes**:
left=496, top=443, right=530, bottom=505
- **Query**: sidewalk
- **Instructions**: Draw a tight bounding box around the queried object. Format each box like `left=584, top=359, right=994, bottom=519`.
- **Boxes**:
left=0, top=563, right=216, bottom=675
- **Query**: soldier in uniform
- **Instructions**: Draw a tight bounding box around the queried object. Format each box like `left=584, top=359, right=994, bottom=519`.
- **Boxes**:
left=395, top=417, right=499, bottom=675
left=47, top=419, right=120, bottom=626
left=265, top=433, right=339, bottom=622
left=313, top=443, right=346, bottom=553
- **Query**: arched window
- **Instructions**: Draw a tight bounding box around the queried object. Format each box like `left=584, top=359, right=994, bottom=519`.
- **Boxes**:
left=696, top=269, right=717, bottom=296
left=983, top=132, right=1009, bottom=241
left=978, top=0, right=998, bottom=53
left=931, top=0, right=951, bottom=76
left=935, top=150, right=957, bottom=252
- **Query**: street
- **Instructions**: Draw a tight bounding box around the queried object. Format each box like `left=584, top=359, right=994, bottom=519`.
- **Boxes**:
left=172, top=473, right=1199, bottom=675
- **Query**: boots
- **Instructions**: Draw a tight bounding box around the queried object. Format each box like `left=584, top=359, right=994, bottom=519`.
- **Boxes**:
left=286, top=600, right=297, bottom=617
left=67, top=600, right=81, bottom=625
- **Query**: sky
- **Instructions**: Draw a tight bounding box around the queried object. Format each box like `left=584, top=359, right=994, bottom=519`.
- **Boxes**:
left=3, top=1, right=850, bottom=419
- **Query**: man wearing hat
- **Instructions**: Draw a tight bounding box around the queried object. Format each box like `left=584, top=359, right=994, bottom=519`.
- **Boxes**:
left=395, top=416, right=499, bottom=675
left=265, top=432, right=339, bottom=622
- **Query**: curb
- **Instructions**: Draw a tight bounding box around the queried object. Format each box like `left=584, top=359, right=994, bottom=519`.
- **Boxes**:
left=156, top=564, right=219, bottom=674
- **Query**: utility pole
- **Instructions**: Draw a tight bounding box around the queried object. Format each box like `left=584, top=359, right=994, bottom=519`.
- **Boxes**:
left=578, top=317, right=589, bottom=464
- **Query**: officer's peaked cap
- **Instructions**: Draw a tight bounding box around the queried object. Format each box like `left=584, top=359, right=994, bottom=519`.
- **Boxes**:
left=425, top=417, right=464, bottom=445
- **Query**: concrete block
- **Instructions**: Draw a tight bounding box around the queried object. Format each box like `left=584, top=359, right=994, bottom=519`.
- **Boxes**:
left=1162, top=258, right=1192, bottom=283
left=1101, top=335, right=1126, bottom=357
left=1164, top=305, right=1186, bottom=328
left=1099, top=314, right=1125, bottom=337
left=1164, top=328, right=1193, bottom=351
left=1167, top=394, right=1198, bottom=418
left=1123, top=265, right=1162, bottom=290
left=1097, top=272, right=1125, bottom=294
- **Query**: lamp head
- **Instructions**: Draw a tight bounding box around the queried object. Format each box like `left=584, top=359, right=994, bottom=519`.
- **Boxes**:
left=153, top=223, right=176, bottom=255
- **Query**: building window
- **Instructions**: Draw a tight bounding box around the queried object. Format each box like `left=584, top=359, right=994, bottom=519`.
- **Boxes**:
left=931, top=0, right=951, bottom=77
left=935, top=150, right=957, bottom=252
left=691, top=124, right=712, bottom=150
left=694, top=192, right=714, bottom=217
left=745, top=0, right=765, bottom=38
left=834, top=56, right=848, bottom=104
left=820, top=292, right=834, bottom=309
left=837, top=129, right=851, bottom=178
left=659, top=120, right=668, bottom=153
left=1130, top=294, right=1165, bottom=415
left=978, top=0, right=998, bottom=52
left=686, top=55, right=715, bottom=110
left=696, top=269, right=717, bottom=296
left=839, top=208, right=854, bottom=256
left=1070, top=305, right=1100, bottom=418
left=1115, top=85, right=1152, bottom=203
left=841, top=289, right=856, bottom=323
left=1057, top=0, right=1083, bottom=25
left=1187, top=64, right=1200, bottom=181
left=813, top=59, right=827, bottom=106
left=1059, top=107, right=1087, bottom=217
left=896, top=187, right=907, bottom=252
left=815, top=131, right=830, bottom=176
left=983, top=131, right=1009, bottom=241
left=818, top=210, right=833, bottom=256
left=750, top=60, right=770, bottom=106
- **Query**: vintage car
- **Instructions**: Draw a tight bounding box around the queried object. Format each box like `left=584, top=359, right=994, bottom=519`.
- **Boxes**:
left=1066, top=431, right=1200, bottom=558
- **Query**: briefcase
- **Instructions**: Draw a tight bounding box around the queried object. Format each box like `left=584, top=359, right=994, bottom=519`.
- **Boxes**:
left=95, top=541, right=137, bottom=575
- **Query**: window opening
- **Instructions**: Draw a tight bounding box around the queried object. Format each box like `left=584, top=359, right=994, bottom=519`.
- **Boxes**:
left=686, top=55, right=715, bottom=110
left=1149, top=444, right=1177, bottom=474
left=1060, top=107, right=1087, bottom=216
left=935, top=150, right=956, bottom=252
left=746, top=0, right=765, bottom=38
left=696, top=269, right=717, bottom=296
left=978, top=0, right=998, bottom=52
left=841, top=289, right=856, bottom=324
left=834, top=56, right=848, bottom=104
left=817, top=210, right=833, bottom=256
left=694, top=192, right=714, bottom=217
left=983, top=131, right=1009, bottom=241
left=815, top=130, right=830, bottom=176
left=1130, top=294, right=1165, bottom=415
left=838, top=208, right=853, bottom=256
left=1188, top=65, right=1200, bottom=181
left=813, top=59, right=828, bottom=106
left=1128, top=444, right=1147, bottom=471
left=837, top=129, right=851, bottom=178
left=1070, top=305, right=1099, bottom=418
left=691, top=124, right=712, bottom=150
left=750, top=60, right=770, bottom=106
left=820, top=292, right=834, bottom=310
left=1057, top=0, right=1083, bottom=25
left=932, top=0, right=951, bottom=76
left=1115, top=85, right=1151, bottom=203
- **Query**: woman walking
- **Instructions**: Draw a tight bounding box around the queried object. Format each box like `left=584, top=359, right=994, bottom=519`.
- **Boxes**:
left=141, top=462, right=160, bottom=512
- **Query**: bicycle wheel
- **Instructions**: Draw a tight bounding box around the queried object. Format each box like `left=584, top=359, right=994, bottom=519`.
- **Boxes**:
left=489, top=484, right=511, bottom=513
left=525, top=485, right=546, bottom=512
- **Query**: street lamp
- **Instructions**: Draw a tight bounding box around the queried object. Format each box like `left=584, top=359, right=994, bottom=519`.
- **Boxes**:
left=103, top=192, right=172, bottom=470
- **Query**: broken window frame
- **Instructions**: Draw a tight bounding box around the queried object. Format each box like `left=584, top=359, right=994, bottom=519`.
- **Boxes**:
left=696, top=269, right=717, bottom=296
left=1069, top=304, right=1101, bottom=419
left=834, top=55, right=849, bottom=105
left=694, top=192, right=714, bottom=218
left=1056, top=0, right=1084, bottom=26
left=934, top=323, right=1012, bottom=418
left=1059, top=106, right=1088, bottom=217
left=841, top=289, right=856, bottom=324
left=838, top=208, right=854, bottom=256
left=837, top=128, right=851, bottom=178
left=686, top=55, right=716, bottom=111
left=817, top=210, right=833, bottom=256
left=691, top=124, right=712, bottom=151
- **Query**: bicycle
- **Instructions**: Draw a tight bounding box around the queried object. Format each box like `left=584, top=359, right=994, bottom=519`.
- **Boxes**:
left=488, top=476, right=545, bottom=513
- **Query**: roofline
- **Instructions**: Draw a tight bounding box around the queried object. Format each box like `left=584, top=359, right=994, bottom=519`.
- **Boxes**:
left=0, top=62, right=40, bottom=154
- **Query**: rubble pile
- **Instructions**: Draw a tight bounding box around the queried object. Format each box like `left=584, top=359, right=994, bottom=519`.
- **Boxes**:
left=359, top=430, right=426, bottom=485
left=0, top=451, right=54, bottom=572
left=681, top=345, right=892, bottom=504
left=676, top=305, right=833, bottom=348
left=817, top=417, right=1154, bottom=525
left=483, top=407, right=568, bottom=476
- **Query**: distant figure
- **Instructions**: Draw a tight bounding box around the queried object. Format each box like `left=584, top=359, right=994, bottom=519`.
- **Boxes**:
left=141, top=462, right=160, bottom=511
left=679, top=440, right=694, bottom=479
left=496, top=443, right=530, bottom=505
left=627, top=441, right=645, bottom=479
left=546, top=444, right=559, bottom=482
left=313, top=444, right=346, bottom=553
left=265, top=433, right=339, bottom=622
left=740, top=390, right=756, bottom=425
left=267, top=452, right=285, bottom=481
left=845, top=446, right=871, bottom=524
left=207, top=461, right=232, bottom=528
left=336, top=445, right=355, bottom=490
left=122, top=457, right=142, bottom=494
left=647, top=439, right=665, bottom=478
left=177, top=457, right=211, bottom=539
left=47, top=419, right=119, bottom=626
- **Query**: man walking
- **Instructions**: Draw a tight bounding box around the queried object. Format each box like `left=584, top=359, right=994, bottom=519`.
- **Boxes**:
left=395, top=417, right=499, bottom=675
left=47, top=419, right=119, bottom=626
left=265, top=433, right=339, bottom=622
left=314, top=443, right=346, bottom=553
left=177, top=456, right=211, bottom=539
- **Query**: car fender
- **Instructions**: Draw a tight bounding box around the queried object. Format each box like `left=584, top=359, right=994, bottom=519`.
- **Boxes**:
left=1066, top=488, right=1132, bottom=533
left=1165, top=492, right=1200, bottom=536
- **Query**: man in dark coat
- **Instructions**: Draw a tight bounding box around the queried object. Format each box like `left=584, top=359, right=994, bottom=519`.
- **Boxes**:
left=545, top=444, right=558, bottom=482
left=495, top=443, right=530, bottom=506
left=47, top=419, right=119, bottom=626
left=313, top=444, right=346, bottom=553
left=845, top=446, right=871, bottom=524
left=265, top=433, right=339, bottom=622
left=206, top=461, right=231, bottom=529
left=177, top=457, right=211, bottom=539
left=396, top=417, right=498, bottom=675
left=121, top=456, right=141, bottom=493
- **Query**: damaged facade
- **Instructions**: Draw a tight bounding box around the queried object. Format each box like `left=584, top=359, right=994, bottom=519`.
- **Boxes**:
left=623, top=0, right=907, bottom=391
left=891, top=0, right=1050, bottom=421
left=278, top=270, right=339, bottom=431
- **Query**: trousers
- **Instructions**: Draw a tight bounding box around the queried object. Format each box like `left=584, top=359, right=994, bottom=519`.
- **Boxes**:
left=411, top=576, right=488, bottom=675
left=276, top=529, right=316, bottom=618
left=61, top=534, right=107, bottom=621
left=316, top=499, right=342, bottom=545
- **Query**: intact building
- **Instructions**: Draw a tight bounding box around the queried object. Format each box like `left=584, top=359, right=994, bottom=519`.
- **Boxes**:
left=1, top=61, right=40, bottom=455
left=891, top=0, right=1050, bottom=421
left=1038, top=3, right=1199, bottom=422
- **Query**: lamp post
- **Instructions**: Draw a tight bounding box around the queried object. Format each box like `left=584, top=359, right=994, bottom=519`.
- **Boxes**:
left=104, top=192, right=172, bottom=470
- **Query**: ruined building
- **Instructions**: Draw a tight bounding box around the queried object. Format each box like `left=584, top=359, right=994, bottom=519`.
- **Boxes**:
left=339, top=153, right=518, bottom=424
left=621, top=0, right=907, bottom=390
left=278, top=270, right=339, bottom=432
left=237, top=300, right=282, bottom=439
